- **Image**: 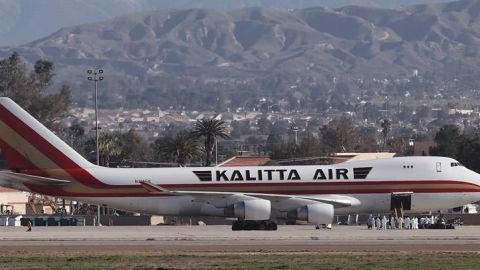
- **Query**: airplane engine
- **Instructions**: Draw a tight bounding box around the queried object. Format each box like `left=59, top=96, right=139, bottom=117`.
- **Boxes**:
left=224, top=199, right=271, bottom=220
left=287, top=203, right=334, bottom=224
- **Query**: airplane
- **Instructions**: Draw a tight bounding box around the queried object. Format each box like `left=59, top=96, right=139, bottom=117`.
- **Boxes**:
left=0, top=97, right=480, bottom=230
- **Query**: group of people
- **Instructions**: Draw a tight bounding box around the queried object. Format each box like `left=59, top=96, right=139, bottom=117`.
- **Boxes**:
left=368, top=215, right=420, bottom=230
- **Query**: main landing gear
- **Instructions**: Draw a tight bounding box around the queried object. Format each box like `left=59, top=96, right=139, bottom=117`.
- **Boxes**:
left=231, top=220, right=278, bottom=231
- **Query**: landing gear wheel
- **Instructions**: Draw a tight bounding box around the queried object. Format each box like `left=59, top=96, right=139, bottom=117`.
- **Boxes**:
left=232, top=220, right=244, bottom=231
left=257, top=221, right=267, bottom=230
left=231, top=220, right=277, bottom=231
left=266, top=221, right=278, bottom=231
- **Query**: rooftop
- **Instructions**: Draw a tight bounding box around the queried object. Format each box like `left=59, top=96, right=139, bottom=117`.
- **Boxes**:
left=218, top=156, right=271, bottom=167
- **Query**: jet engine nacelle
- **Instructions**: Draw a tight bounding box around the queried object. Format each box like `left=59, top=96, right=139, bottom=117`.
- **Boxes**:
left=224, top=199, right=271, bottom=220
left=287, top=203, right=334, bottom=224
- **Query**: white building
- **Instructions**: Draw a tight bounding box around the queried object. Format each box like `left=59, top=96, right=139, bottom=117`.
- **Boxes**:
left=0, top=187, right=29, bottom=215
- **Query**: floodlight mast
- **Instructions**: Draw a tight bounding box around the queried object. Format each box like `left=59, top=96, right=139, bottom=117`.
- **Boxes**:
left=87, top=69, right=104, bottom=226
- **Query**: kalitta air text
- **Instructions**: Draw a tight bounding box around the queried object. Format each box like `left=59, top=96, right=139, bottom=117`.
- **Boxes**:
left=193, top=167, right=373, bottom=182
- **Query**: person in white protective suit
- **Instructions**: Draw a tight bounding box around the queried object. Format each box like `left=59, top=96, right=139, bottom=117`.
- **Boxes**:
left=382, top=216, right=388, bottom=230
left=405, top=216, right=411, bottom=230
left=371, top=216, right=376, bottom=230
left=375, top=217, right=381, bottom=230
left=390, top=216, right=396, bottom=229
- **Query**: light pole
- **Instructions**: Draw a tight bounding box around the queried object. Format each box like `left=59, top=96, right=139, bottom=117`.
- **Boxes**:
left=215, top=136, right=218, bottom=166
left=291, top=125, right=299, bottom=145
left=87, top=69, right=103, bottom=226
left=87, top=69, right=103, bottom=166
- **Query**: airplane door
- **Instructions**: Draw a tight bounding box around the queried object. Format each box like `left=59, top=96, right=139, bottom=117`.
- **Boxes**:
left=390, top=193, right=412, bottom=211
left=436, top=162, right=442, bottom=172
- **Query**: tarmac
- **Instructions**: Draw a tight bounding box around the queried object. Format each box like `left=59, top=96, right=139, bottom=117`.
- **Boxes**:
left=1, top=225, right=480, bottom=252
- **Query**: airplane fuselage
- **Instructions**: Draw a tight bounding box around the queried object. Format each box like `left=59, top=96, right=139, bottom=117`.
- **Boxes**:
left=22, top=156, right=480, bottom=219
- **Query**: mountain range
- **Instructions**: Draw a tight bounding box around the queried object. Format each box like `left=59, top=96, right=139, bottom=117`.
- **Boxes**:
left=0, top=0, right=450, bottom=46
left=1, top=0, right=479, bottom=108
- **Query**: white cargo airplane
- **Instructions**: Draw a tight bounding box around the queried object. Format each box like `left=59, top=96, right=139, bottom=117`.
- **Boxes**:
left=0, top=97, right=480, bottom=230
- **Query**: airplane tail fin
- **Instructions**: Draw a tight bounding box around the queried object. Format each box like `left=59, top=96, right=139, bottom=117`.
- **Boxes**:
left=0, top=97, right=95, bottom=173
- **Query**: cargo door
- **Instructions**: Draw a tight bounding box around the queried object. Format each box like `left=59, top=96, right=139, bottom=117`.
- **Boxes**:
left=390, top=192, right=412, bottom=211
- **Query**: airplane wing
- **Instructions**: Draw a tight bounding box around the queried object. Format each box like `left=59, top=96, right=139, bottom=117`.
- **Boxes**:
left=0, top=171, right=70, bottom=191
left=138, top=181, right=360, bottom=208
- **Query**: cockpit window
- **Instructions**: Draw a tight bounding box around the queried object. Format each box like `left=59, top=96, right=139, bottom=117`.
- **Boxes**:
left=450, top=162, right=462, bottom=167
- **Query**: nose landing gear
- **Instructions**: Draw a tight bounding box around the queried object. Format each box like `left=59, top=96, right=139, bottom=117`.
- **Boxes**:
left=231, top=220, right=278, bottom=231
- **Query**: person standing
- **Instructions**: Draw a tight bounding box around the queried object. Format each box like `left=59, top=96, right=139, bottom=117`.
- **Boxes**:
left=390, top=216, right=396, bottom=229
left=375, top=216, right=381, bottom=230
left=405, top=216, right=411, bottom=230
left=26, top=220, right=32, bottom=232
left=382, top=216, right=388, bottom=230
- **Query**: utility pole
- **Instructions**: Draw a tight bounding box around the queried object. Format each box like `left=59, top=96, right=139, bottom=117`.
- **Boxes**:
left=87, top=69, right=103, bottom=226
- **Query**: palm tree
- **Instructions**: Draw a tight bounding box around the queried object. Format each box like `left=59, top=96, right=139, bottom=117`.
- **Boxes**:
left=85, top=133, right=123, bottom=167
left=191, top=118, right=230, bottom=166
left=157, top=131, right=199, bottom=166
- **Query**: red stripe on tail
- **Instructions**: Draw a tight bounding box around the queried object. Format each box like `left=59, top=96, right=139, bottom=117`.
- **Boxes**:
left=0, top=105, right=80, bottom=169
left=0, top=103, right=111, bottom=188
left=0, top=137, right=36, bottom=171
left=0, top=138, right=48, bottom=177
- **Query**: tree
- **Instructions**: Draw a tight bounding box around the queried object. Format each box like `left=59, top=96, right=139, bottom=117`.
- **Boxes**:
left=265, top=130, right=284, bottom=154
left=191, top=118, right=230, bottom=166
left=120, top=129, right=151, bottom=164
left=0, top=52, right=71, bottom=130
left=387, top=137, right=408, bottom=156
left=354, top=127, right=378, bottom=152
left=319, top=117, right=357, bottom=152
left=66, top=123, right=86, bottom=152
left=295, top=137, right=328, bottom=158
left=82, top=129, right=151, bottom=167
left=270, top=141, right=298, bottom=160
left=320, top=117, right=379, bottom=153
left=230, top=120, right=250, bottom=138
left=154, top=131, right=199, bottom=166
left=429, top=125, right=463, bottom=158
left=257, top=117, right=272, bottom=135
left=84, top=133, right=123, bottom=167
left=457, top=133, right=480, bottom=173
left=270, top=137, right=329, bottom=160
left=380, top=119, right=391, bottom=150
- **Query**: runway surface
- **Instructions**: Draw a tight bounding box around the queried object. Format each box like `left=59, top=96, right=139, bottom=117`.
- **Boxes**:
left=1, top=225, right=480, bottom=253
